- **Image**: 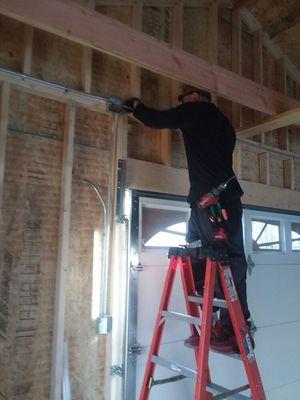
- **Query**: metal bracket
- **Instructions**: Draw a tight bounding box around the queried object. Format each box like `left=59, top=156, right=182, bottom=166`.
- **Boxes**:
left=110, top=364, right=124, bottom=377
left=128, top=344, right=142, bottom=356
left=98, top=314, right=113, bottom=335
left=131, top=262, right=143, bottom=272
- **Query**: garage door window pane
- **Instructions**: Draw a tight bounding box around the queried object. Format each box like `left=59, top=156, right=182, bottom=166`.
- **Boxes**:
left=142, top=207, right=188, bottom=249
left=252, top=219, right=281, bottom=251
left=291, top=223, right=300, bottom=251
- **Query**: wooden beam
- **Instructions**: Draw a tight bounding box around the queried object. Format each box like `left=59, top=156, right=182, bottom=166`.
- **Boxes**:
left=237, top=107, right=300, bottom=138
left=0, top=82, right=10, bottom=234
left=241, top=8, right=300, bottom=85
left=232, top=9, right=242, bottom=128
left=233, top=143, right=242, bottom=179
left=253, top=29, right=264, bottom=141
left=1, top=0, right=299, bottom=115
left=0, top=68, right=107, bottom=113
left=125, top=158, right=300, bottom=211
left=50, top=104, right=75, bottom=400
left=23, top=25, right=34, bottom=74
left=277, top=57, right=289, bottom=151
left=171, top=0, right=183, bottom=105
left=208, top=1, right=218, bottom=104
left=81, top=0, right=94, bottom=93
left=130, top=0, right=142, bottom=98
left=160, top=128, right=171, bottom=166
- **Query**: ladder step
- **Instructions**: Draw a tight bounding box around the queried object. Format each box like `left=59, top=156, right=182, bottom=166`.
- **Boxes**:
left=161, top=310, right=201, bottom=325
left=152, top=356, right=250, bottom=399
left=152, top=355, right=197, bottom=380
left=188, top=295, right=228, bottom=309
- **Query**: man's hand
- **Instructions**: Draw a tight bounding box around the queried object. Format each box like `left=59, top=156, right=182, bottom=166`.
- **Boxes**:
left=123, top=97, right=141, bottom=112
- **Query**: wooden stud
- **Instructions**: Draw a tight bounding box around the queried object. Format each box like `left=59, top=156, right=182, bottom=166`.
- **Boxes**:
left=232, top=9, right=242, bottom=128
left=0, top=82, right=10, bottom=234
left=1, top=0, right=299, bottom=114
left=283, top=158, right=294, bottom=190
left=81, top=0, right=95, bottom=93
left=233, top=143, right=242, bottom=179
left=237, top=107, right=300, bottom=138
left=277, top=57, right=289, bottom=151
left=160, top=129, right=172, bottom=166
left=50, top=104, right=76, bottom=400
left=258, top=152, right=270, bottom=185
left=23, top=25, right=34, bottom=74
left=208, top=1, right=218, bottom=104
left=171, top=0, right=183, bottom=105
left=130, top=0, right=143, bottom=98
left=253, top=29, right=265, bottom=142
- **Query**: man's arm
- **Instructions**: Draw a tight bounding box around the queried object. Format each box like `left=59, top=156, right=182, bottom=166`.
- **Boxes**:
left=132, top=102, right=195, bottom=130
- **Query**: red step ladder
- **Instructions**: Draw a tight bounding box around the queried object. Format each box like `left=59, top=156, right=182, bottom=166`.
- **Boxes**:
left=139, top=246, right=266, bottom=400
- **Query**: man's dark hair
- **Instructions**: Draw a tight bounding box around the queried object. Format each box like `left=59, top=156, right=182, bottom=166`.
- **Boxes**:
left=178, top=85, right=212, bottom=103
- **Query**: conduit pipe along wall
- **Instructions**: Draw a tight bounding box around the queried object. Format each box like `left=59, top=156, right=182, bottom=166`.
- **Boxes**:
left=83, top=114, right=118, bottom=335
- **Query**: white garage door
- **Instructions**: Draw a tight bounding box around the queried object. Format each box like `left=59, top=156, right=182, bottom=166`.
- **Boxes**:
left=127, top=193, right=300, bottom=400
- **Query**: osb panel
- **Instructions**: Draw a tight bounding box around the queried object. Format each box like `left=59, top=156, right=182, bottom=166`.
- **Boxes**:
left=0, top=15, right=24, bottom=72
left=241, top=149, right=259, bottom=182
left=218, top=9, right=232, bottom=71
left=66, top=145, right=109, bottom=400
left=242, top=24, right=253, bottom=80
left=294, top=161, right=300, bottom=191
left=171, top=130, right=187, bottom=169
left=269, top=156, right=284, bottom=188
left=183, top=8, right=208, bottom=60
left=141, top=69, right=171, bottom=108
left=9, top=89, right=66, bottom=139
left=32, top=29, right=82, bottom=89
left=143, top=6, right=172, bottom=44
left=1, top=132, right=63, bottom=399
left=289, top=127, right=300, bottom=154
left=92, top=51, right=131, bottom=99
left=128, top=120, right=162, bottom=164
left=75, top=108, right=111, bottom=150
left=262, top=47, right=278, bottom=90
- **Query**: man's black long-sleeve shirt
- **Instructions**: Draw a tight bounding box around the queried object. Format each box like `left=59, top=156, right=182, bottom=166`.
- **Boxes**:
left=133, top=101, right=243, bottom=204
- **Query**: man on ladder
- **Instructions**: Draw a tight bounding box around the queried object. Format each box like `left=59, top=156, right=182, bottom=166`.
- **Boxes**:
left=123, top=86, right=253, bottom=353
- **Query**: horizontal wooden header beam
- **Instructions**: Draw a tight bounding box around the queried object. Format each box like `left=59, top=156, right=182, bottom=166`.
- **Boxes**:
left=1, top=0, right=299, bottom=115
left=126, top=158, right=300, bottom=212
left=237, top=107, right=300, bottom=138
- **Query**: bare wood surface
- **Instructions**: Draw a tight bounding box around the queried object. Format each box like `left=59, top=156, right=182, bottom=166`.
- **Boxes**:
left=23, top=25, right=34, bottom=74
left=50, top=104, right=76, bottom=400
left=237, top=108, right=300, bottom=138
left=0, top=82, right=10, bottom=234
left=0, top=0, right=299, bottom=114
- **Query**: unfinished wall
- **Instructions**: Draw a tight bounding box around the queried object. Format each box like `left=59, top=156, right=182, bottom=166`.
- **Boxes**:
left=1, top=2, right=300, bottom=400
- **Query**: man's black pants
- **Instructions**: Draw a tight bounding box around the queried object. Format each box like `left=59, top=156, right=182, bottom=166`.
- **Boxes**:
left=186, top=197, right=250, bottom=332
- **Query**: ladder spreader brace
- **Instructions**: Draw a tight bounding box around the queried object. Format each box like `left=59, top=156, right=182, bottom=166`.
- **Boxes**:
left=139, top=246, right=266, bottom=400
